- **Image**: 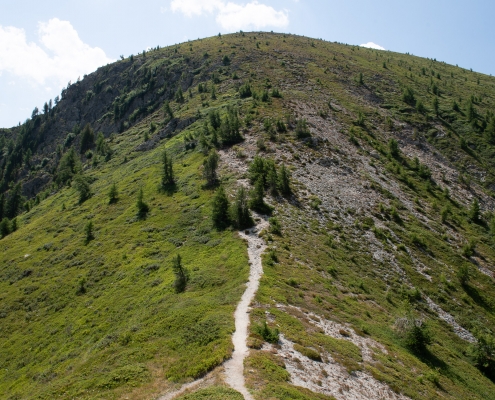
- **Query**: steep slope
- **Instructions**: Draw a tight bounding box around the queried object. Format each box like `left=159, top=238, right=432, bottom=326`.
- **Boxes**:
left=1, top=32, right=495, bottom=400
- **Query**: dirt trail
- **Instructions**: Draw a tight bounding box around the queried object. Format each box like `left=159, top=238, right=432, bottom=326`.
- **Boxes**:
left=157, top=377, right=208, bottom=400
left=156, top=216, right=268, bottom=400
left=224, top=216, right=269, bottom=400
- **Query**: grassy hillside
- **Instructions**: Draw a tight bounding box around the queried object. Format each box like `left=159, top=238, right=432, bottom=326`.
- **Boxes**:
left=1, top=32, right=495, bottom=399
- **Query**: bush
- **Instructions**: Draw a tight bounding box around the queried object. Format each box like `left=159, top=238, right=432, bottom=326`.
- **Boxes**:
left=293, top=344, right=322, bottom=362
left=239, top=83, right=252, bottom=98
left=255, top=321, right=279, bottom=344
left=461, top=240, right=476, bottom=258
left=396, top=313, right=432, bottom=354
left=271, top=88, right=282, bottom=98
left=470, top=332, right=495, bottom=377
left=295, top=119, right=311, bottom=139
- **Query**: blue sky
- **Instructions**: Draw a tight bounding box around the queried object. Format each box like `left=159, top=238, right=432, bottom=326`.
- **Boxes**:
left=1, top=0, right=494, bottom=128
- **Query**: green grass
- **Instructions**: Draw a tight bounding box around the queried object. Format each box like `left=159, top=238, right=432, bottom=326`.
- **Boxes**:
left=0, top=122, right=249, bottom=399
left=176, top=386, right=244, bottom=400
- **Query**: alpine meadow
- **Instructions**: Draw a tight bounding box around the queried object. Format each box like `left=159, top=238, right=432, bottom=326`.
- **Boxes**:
left=1, top=32, right=495, bottom=400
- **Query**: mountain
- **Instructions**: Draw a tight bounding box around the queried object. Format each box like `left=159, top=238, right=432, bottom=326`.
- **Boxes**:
left=1, top=32, right=495, bottom=400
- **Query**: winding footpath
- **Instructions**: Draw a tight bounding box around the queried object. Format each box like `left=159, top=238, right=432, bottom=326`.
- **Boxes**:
left=157, top=217, right=268, bottom=400
left=224, top=217, right=268, bottom=400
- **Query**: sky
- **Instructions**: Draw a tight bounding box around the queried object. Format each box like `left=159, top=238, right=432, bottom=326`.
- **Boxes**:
left=1, top=0, right=494, bottom=128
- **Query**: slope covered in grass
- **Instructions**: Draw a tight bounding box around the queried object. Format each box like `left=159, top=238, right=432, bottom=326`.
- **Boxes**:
left=1, top=32, right=495, bottom=400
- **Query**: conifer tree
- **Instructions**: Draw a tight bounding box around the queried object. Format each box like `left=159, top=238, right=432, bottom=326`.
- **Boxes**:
left=137, top=188, right=149, bottom=218
left=249, top=177, right=266, bottom=212
left=161, top=151, right=174, bottom=187
left=278, top=164, right=291, bottom=196
left=80, top=123, right=94, bottom=154
left=172, top=254, right=188, bottom=293
left=175, top=87, right=184, bottom=103
left=73, top=174, right=91, bottom=204
left=6, top=183, right=23, bottom=219
left=433, top=97, right=439, bottom=116
left=231, top=186, right=252, bottom=229
left=0, top=193, right=4, bottom=220
left=108, top=183, right=118, bottom=204
left=0, top=218, right=11, bottom=238
left=203, top=150, right=219, bottom=186
left=467, top=100, right=476, bottom=122
left=163, top=101, right=174, bottom=121
left=85, top=221, right=94, bottom=244
left=266, top=161, right=278, bottom=195
left=469, top=198, right=481, bottom=222
left=212, top=186, right=230, bottom=229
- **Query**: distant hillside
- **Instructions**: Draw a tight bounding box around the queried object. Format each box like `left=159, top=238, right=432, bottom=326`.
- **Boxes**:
left=1, top=32, right=495, bottom=400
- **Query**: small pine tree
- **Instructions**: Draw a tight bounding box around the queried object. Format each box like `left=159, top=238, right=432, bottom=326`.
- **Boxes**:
left=80, top=123, right=95, bottom=154
left=467, top=100, right=476, bottom=122
left=0, top=193, right=4, bottom=221
left=402, top=86, right=416, bottom=106
left=295, top=119, right=311, bottom=139
left=211, top=86, right=217, bottom=100
left=278, top=164, right=291, bottom=196
left=6, top=183, right=23, bottom=219
left=172, top=254, right=189, bottom=293
left=108, top=183, right=118, bottom=204
left=163, top=101, right=174, bottom=121
left=249, top=177, right=266, bottom=212
left=231, top=186, right=252, bottom=229
left=85, top=221, right=94, bottom=244
left=175, top=87, right=185, bottom=103
left=203, top=150, right=219, bottom=186
left=357, top=72, right=364, bottom=85
left=212, top=186, right=230, bottom=230
left=432, top=96, right=439, bottom=116
left=161, top=151, right=174, bottom=187
left=136, top=188, right=149, bottom=218
left=10, top=218, right=17, bottom=232
left=452, top=100, right=460, bottom=112
left=266, top=162, right=279, bottom=196
left=0, top=217, right=11, bottom=238
left=416, top=99, right=426, bottom=114
left=73, top=174, right=92, bottom=204
left=469, top=198, right=480, bottom=222
left=457, top=264, right=470, bottom=284
left=388, top=139, right=400, bottom=158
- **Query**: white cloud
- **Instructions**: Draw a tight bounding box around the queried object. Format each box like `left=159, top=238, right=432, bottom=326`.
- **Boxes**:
left=170, top=0, right=289, bottom=30
left=360, top=42, right=386, bottom=51
left=0, top=18, right=114, bottom=88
